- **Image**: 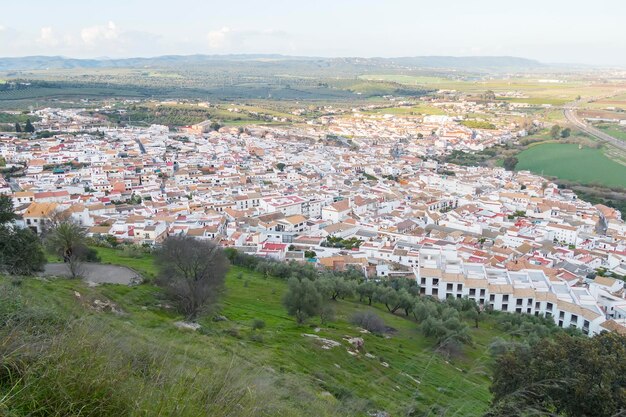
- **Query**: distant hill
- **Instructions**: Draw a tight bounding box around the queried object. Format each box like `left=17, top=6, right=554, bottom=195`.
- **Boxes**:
left=0, top=54, right=545, bottom=72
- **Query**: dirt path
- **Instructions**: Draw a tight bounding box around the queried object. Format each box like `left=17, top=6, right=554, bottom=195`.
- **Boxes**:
left=42, top=263, right=142, bottom=285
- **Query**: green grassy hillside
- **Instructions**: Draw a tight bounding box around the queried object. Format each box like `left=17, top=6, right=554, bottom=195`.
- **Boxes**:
left=0, top=249, right=510, bottom=416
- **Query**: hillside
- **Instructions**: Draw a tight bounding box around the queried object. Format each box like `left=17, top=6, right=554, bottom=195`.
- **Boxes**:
left=0, top=248, right=512, bottom=416
left=0, top=54, right=544, bottom=72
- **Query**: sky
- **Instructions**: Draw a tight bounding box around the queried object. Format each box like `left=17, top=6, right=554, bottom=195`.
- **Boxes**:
left=1, top=0, right=625, bottom=66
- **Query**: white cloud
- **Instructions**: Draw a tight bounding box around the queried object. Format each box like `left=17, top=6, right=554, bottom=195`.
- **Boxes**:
left=207, top=27, right=231, bottom=49
left=81, top=21, right=119, bottom=46
left=37, top=26, right=59, bottom=47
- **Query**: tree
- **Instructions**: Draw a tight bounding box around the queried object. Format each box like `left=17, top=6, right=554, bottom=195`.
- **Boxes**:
left=0, top=227, right=46, bottom=275
left=357, top=281, right=377, bottom=305
left=488, top=332, right=626, bottom=417
left=155, top=236, right=229, bottom=320
left=45, top=220, right=89, bottom=278
left=560, top=127, right=571, bottom=138
left=0, top=195, right=45, bottom=275
left=282, top=277, right=322, bottom=324
left=14, top=122, right=22, bottom=133
left=315, top=275, right=355, bottom=301
left=276, top=162, right=286, bottom=172
left=503, top=156, right=519, bottom=171
left=550, top=124, right=561, bottom=139
left=375, top=286, right=402, bottom=313
left=24, top=119, right=35, bottom=133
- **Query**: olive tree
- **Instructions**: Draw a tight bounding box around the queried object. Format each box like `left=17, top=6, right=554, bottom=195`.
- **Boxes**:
left=155, top=236, right=229, bottom=320
left=282, top=277, right=322, bottom=324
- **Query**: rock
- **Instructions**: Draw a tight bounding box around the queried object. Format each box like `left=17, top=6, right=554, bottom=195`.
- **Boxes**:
left=346, top=337, right=364, bottom=351
left=212, top=315, right=228, bottom=322
left=91, top=299, right=123, bottom=314
left=174, top=321, right=201, bottom=331
left=347, top=350, right=358, bottom=356
left=381, top=362, right=389, bottom=368
left=302, top=334, right=341, bottom=349
left=365, top=353, right=376, bottom=359
left=73, top=291, right=81, bottom=298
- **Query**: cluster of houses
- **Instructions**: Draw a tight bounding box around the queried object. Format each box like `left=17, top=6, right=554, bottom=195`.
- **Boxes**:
left=2, top=107, right=626, bottom=336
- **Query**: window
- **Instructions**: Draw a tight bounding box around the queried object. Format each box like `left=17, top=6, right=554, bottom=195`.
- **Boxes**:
left=515, top=308, right=522, bottom=313
left=480, top=289, right=486, bottom=296
left=571, top=314, right=578, bottom=323
left=547, top=302, right=553, bottom=310
left=420, top=278, right=426, bottom=285
left=447, top=283, right=453, bottom=291
left=457, top=284, right=462, bottom=291
left=559, top=311, right=565, bottom=319
left=535, top=302, right=540, bottom=309
left=469, top=289, right=476, bottom=296
left=503, top=295, right=509, bottom=302
left=527, top=299, right=532, bottom=306
left=489, top=294, right=495, bottom=302
left=516, top=299, right=523, bottom=306
left=433, top=279, right=439, bottom=285
left=502, top=304, right=508, bottom=311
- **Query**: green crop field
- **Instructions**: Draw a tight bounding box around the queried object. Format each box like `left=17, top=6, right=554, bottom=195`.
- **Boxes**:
left=516, top=143, right=626, bottom=188
left=364, top=104, right=446, bottom=116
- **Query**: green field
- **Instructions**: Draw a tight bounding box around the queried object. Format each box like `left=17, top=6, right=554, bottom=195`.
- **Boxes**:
left=596, top=123, right=626, bottom=142
left=516, top=143, right=626, bottom=188
left=0, top=248, right=512, bottom=416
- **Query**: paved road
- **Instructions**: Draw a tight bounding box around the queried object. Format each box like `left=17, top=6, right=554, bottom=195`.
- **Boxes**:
left=563, top=101, right=626, bottom=151
left=41, top=263, right=142, bottom=285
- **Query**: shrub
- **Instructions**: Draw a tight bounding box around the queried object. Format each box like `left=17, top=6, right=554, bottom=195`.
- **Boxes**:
left=350, top=311, right=386, bottom=334
left=251, top=319, right=266, bottom=330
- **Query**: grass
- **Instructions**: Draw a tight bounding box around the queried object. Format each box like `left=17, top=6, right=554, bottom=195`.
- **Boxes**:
left=595, top=123, right=626, bottom=142
left=516, top=143, right=626, bottom=188
left=92, top=246, right=157, bottom=278
left=0, top=249, right=508, bottom=416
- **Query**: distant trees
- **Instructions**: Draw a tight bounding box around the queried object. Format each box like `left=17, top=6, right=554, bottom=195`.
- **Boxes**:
left=0, top=195, right=45, bottom=275
left=503, top=156, right=519, bottom=171
left=550, top=124, right=562, bottom=139
left=276, top=162, right=286, bottom=172
left=24, top=119, right=35, bottom=133
left=14, top=122, right=21, bottom=133
left=282, top=277, right=322, bottom=324
left=488, top=332, right=626, bottom=417
left=560, top=127, right=571, bottom=138
left=155, top=236, right=229, bottom=320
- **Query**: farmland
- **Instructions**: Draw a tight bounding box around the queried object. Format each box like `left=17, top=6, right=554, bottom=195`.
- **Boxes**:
left=516, top=143, right=626, bottom=188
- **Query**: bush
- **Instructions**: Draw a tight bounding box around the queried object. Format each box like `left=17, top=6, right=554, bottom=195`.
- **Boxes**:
left=350, top=311, right=386, bottom=334
left=250, top=333, right=264, bottom=343
left=251, top=319, right=266, bottom=330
